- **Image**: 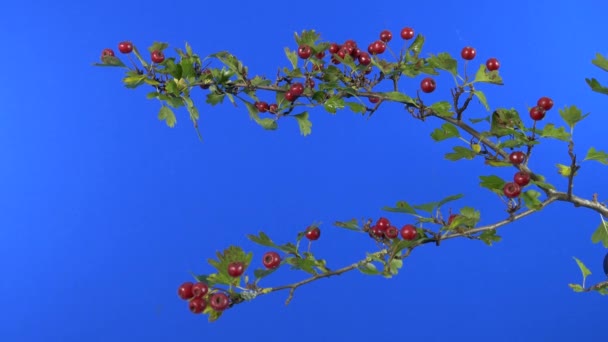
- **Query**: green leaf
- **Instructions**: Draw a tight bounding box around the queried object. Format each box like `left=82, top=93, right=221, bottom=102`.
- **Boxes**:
left=568, top=283, right=584, bottom=292
left=94, top=55, right=127, bottom=67
left=359, top=262, right=381, bottom=275
left=556, top=163, right=575, bottom=177
left=255, top=118, right=278, bottom=130
left=284, top=47, right=298, bottom=69
left=293, top=112, right=312, bottom=136
left=346, top=102, right=367, bottom=114
left=148, top=41, right=169, bottom=53
left=413, top=194, right=463, bottom=214
left=573, top=257, right=592, bottom=279
left=591, top=53, right=608, bottom=72
left=585, top=78, right=608, bottom=95
left=382, top=201, right=416, bottom=214
left=180, top=57, right=196, bottom=79
left=122, top=73, right=147, bottom=88
left=521, top=190, right=543, bottom=210
left=206, top=93, right=226, bottom=106
left=247, top=232, right=279, bottom=248
left=158, top=106, right=176, bottom=128
left=538, top=123, right=571, bottom=141
left=473, top=90, right=490, bottom=111
left=479, top=229, right=501, bottom=246
left=430, top=123, right=460, bottom=141
left=558, top=105, right=590, bottom=129
left=485, top=160, right=514, bottom=167
left=130, top=45, right=148, bottom=68
left=448, top=207, right=480, bottom=229
left=324, top=96, right=345, bottom=114
left=384, top=91, right=417, bottom=106
left=427, top=52, right=457, bottom=75
left=445, top=146, right=477, bottom=161
left=253, top=267, right=279, bottom=283
left=479, top=175, right=506, bottom=195
left=436, top=194, right=465, bottom=208
left=387, top=259, right=403, bottom=276
left=334, top=219, right=360, bottom=231
left=407, top=34, right=425, bottom=57
left=429, top=101, right=453, bottom=117
left=469, top=116, right=491, bottom=124
left=583, top=147, right=608, bottom=165
left=473, top=64, right=504, bottom=85
left=591, top=220, right=608, bottom=247
left=490, top=108, right=523, bottom=137
left=391, top=239, right=416, bottom=255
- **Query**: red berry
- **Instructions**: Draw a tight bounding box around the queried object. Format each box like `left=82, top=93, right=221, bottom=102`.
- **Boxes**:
left=380, top=30, right=393, bottom=43
left=255, top=101, right=269, bottom=113
left=486, top=58, right=500, bottom=71
left=189, top=297, right=206, bottom=314
left=514, top=171, right=531, bottom=187
left=336, top=47, right=348, bottom=60
left=289, top=83, right=304, bottom=96
left=420, top=77, right=436, bottom=93
left=178, top=282, right=194, bottom=300
left=227, top=262, right=245, bottom=277
left=343, top=40, right=357, bottom=48
left=209, top=293, right=230, bottom=311
left=537, top=97, right=554, bottom=111
left=503, top=182, right=522, bottom=198
left=370, top=225, right=384, bottom=238
left=529, top=106, right=546, bottom=121
left=269, top=103, right=278, bottom=114
left=369, top=96, right=380, bottom=104
left=376, top=217, right=391, bottom=230
left=285, top=91, right=297, bottom=102
left=315, top=51, right=325, bottom=59
left=351, top=48, right=361, bottom=58
left=298, top=45, right=312, bottom=59
left=192, top=282, right=209, bottom=298
left=101, top=48, right=115, bottom=61
left=400, top=27, right=415, bottom=40
left=118, top=41, right=133, bottom=54
left=400, top=224, right=417, bottom=240
left=385, top=226, right=399, bottom=239
left=305, top=226, right=321, bottom=241
left=262, top=251, right=281, bottom=269
left=370, top=40, right=386, bottom=55
left=461, top=46, right=476, bottom=61
left=509, top=151, right=526, bottom=165
left=447, top=214, right=458, bottom=225
left=358, top=52, right=371, bottom=66
left=329, top=43, right=340, bottom=54
left=151, top=50, right=165, bottom=63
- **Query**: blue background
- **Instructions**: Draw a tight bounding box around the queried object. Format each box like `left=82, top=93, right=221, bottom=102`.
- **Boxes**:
left=1, top=0, right=606, bottom=341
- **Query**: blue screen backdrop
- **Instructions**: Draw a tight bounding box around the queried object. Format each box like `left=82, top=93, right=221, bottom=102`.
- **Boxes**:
left=1, top=0, right=606, bottom=341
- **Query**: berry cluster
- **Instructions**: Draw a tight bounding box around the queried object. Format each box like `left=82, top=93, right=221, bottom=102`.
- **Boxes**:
left=368, top=217, right=419, bottom=241
left=100, top=41, right=165, bottom=64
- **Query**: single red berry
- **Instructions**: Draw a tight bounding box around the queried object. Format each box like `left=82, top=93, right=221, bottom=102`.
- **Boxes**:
left=529, top=106, right=546, bottom=121
left=289, top=83, right=304, bottom=96
left=178, top=282, right=194, bottom=300
left=461, top=46, right=476, bottom=61
left=298, top=45, right=312, bottom=59
left=255, top=101, right=269, bottom=113
left=486, top=58, right=500, bottom=71
left=509, top=151, right=526, bottom=165
left=514, top=171, right=531, bottom=187
left=227, top=262, right=245, bottom=277
left=376, top=217, right=391, bottom=230
left=371, top=40, right=386, bottom=55
left=262, top=251, right=281, bottom=269
left=537, top=97, right=554, bottom=111
left=369, top=96, right=380, bottom=104
left=358, top=52, right=371, bottom=66
left=447, top=214, right=458, bottom=225
left=385, top=226, right=399, bottom=239
left=342, top=44, right=355, bottom=56
left=367, top=43, right=375, bottom=55
left=336, top=47, right=348, bottom=60
left=191, top=282, right=209, bottom=298
left=269, top=103, right=278, bottom=114
left=315, top=51, right=326, bottom=59
left=101, top=48, right=115, bottom=61
left=380, top=30, right=393, bottom=43
left=503, top=182, right=522, bottom=198
left=151, top=50, right=165, bottom=63
left=189, top=297, right=206, bottom=314
left=343, top=40, right=357, bottom=48
left=420, top=77, right=436, bottom=93
left=351, top=48, right=361, bottom=58
left=209, top=293, right=230, bottom=311
left=329, top=43, right=340, bottom=54
left=370, top=225, right=384, bottom=238
left=118, top=41, right=133, bottom=54
left=285, top=91, right=297, bottom=102
left=305, top=226, right=321, bottom=241
left=400, top=224, right=417, bottom=240
left=400, top=27, right=414, bottom=40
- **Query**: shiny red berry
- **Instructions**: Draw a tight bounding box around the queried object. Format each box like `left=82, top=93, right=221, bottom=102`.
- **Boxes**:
left=329, top=43, right=340, bottom=54
left=380, top=30, right=393, bottom=42
left=509, top=151, right=526, bottom=165
left=151, top=50, right=165, bottom=63
left=101, top=48, right=115, bottom=61
left=358, top=52, right=371, bottom=66
left=486, top=58, right=500, bottom=71
left=263, top=251, right=281, bottom=269
left=227, top=262, right=245, bottom=277
left=537, top=97, right=554, bottom=111
left=178, top=282, right=194, bottom=300
left=503, top=182, right=522, bottom=198
left=118, top=41, right=133, bottom=54
left=370, top=225, right=384, bottom=238
left=400, top=27, right=414, bottom=40
left=209, top=293, right=230, bottom=311
left=285, top=91, right=297, bottom=102
left=376, top=217, right=391, bottom=230
left=269, top=103, right=278, bottom=114
left=514, top=171, right=531, bottom=186
left=461, top=46, right=476, bottom=61
left=420, top=77, right=436, bottom=93
left=290, top=83, right=304, bottom=96
left=400, top=224, right=417, bottom=240
left=529, top=106, right=546, bottom=121
left=192, top=282, right=209, bottom=298
left=385, top=226, right=399, bottom=239
left=255, top=101, right=269, bottom=113
left=369, top=96, right=380, bottom=104
left=305, top=226, right=321, bottom=241
left=189, top=297, right=206, bottom=314
left=298, top=45, right=312, bottom=59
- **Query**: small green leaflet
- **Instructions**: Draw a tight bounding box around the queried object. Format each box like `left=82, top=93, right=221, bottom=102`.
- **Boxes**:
left=591, top=52, right=608, bottom=72
left=538, top=123, right=570, bottom=141
left=148, top=41, right=169, bottom=53
left=445, top=146, right=477, bottom=161
left=413, top=194, right=464, bottom=214
left=158, top=106, right=176, bottom=127
left=334, top=219, right=360, bottom=231
left=131, top=45, right=148, bottom=68
left=429, top=101, right=453, bottom=117
left=94, top=55, right=126, bottom=67
left=521, top=190, right=543, bottom=210
left=430, top=123, right=460, bottom=141
left=591, top=219, right=608, bottom=247
left=427, top=52, right=457, bottom=76
left=573, top=257, right=592, bottom=289
left=253, top=267, right=279, bottom=284
left=384, top=91, right=417, bottom=106
left=407, top=34, right=425, bottom=57
left=206, top=93, right=225, bottom=105
left=469, top=115, right=491, bottom=124
left=479, top=175, right=505, bottom=195
left=256, top=118, right=278, bottom=130
left=386, top=259, right=403, bottom=277
left=247, top=231, right=279, bottom=248
left=122, top=73, right=147, bottom=88
left=583, top=147, right=608, bottom=165
left=556, top=163, right=575, bottom=177
left=558, top=105, right=590, bottom=129
left=346, top=102, right=367, bottom=114
left=568, top=284, right=584, bottom=292
left=473, top=90, right=490, bottom=111
left=382, top=201, right=416, bottom=214
left=324, top=96, right=345, bottom=114
left=479, top=229, right=501, bottom=246
left=585, top=78, right=608, bottom=95
left=473, top=64, right=504, bottom=85
left=284, top=47, right=298, bottom=69
left=359, top=262, right=381, bottom=275
left=293, top=112, right=312, bottom=136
